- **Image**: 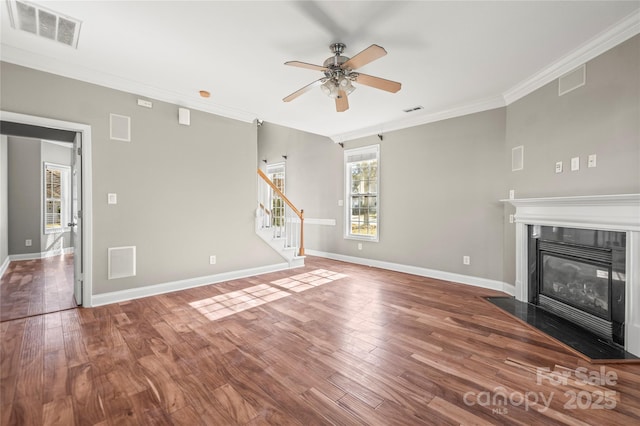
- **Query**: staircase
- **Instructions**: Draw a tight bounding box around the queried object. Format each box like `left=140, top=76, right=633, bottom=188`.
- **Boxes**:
left=256, top=169, right=305, bottom=268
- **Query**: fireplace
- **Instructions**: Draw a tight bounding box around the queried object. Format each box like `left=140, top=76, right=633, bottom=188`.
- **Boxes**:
left=505, top=194, right=640, bottom=358
left=527, top=226, right=626, bottom=345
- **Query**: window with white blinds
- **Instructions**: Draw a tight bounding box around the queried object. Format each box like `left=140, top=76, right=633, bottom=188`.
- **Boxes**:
left=43, top=162, right=70, bottom=233
left=345, top=145, right=379, bottom=241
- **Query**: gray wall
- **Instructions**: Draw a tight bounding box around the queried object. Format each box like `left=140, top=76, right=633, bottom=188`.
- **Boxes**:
left=503, top=34, right=640, bottom=283
left=1, top=62, right=283, bottom=296
left=259, top=108, right=507, bottom=282
left=505, top=35, right=639, bottom=198
left=7, top=136, right=41, bottom=255
left=41, top=140, right=73, bottom=253
left=0, top=135, right=8, bottom=266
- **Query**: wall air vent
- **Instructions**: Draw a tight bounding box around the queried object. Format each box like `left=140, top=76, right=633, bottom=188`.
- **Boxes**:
left=403, top=106, right=424, bottom=113
left=7, top=0, right=82, bottom=48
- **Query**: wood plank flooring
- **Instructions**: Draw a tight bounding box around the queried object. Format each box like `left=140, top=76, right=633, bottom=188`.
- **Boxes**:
left=1, top=256, right=639, bottom=425
left=1, top=255, right=76, bottom=322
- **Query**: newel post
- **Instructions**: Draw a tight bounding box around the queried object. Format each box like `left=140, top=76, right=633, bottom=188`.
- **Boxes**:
left=299, top=209, right=305, bottom=256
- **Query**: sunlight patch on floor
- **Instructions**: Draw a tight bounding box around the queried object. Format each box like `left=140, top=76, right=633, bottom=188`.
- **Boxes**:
left=270, top=269, right=347, bottom=293
left=190, top=269, right=347, bottom=321
left=190, top=283, right=290, bottom=321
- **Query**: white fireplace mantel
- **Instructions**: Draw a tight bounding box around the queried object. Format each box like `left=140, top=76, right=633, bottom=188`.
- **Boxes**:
left=504, top=194, right=640, bottom=357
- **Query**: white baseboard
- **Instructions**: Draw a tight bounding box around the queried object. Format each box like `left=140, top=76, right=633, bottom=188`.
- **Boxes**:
left=306, top=249, right=515, bottom=296
left=91, top=262, right=292, bottom=307
left=43, top=247, right=74, bottom=258
left=8, top=252, right=42, bottom=261
left=7, top=247, right=74, bottom=262
left=0, top=248, right=75, bottom=279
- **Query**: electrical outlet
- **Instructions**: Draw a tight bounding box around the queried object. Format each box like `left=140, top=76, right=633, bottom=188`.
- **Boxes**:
left=463, top=256, right=470, bottom=265
left=509, top=189, right=515, bottom=200
left=357, top=243, right=363, bottom=250
left=338, top=200, right=344, bottom=207
left=25, top=239, right=32, bottom=247
left=509, top=214, right=514, bottom=224
left=209, top=255, right=216, bottom=265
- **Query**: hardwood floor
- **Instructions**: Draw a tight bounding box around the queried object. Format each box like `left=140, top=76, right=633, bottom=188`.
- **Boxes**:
left=0, top=255, right=76, bottom=322
left=1, top=256, right=639, bottom=425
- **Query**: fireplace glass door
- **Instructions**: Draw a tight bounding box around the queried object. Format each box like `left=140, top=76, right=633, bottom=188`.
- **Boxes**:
left=540, top=253, right=611, bottom=321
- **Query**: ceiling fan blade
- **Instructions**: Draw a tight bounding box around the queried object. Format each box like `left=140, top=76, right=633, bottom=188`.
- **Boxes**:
left=335, top=90, right=349, bottom=112
left=285, top=61, right=328, bottom=72
left=355, top=73, right=401, bottom=93
left=283, top=78, right=325, bottom=102
left=342, top=44, right=387, bottom=70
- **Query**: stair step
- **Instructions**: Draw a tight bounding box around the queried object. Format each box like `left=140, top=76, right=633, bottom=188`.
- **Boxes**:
left=256, top=218, right=305, bottom=268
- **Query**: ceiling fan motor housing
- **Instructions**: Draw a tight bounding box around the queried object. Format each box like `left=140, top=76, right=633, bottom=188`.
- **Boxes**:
left=323, top=55, right=349, bottom=69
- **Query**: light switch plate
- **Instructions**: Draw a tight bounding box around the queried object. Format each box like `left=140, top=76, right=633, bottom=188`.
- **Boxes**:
left=588, top=154, right=597, bottom=168
left=571, top=157, right=580, bottom=171
left=555, top=161, right=563, bottom=173
left=108, top=193, right=117, bottom=204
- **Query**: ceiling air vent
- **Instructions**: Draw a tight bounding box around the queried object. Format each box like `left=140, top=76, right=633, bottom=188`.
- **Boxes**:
left=403, top=106, right=424, bottom=113
left=7, top=0, right=82, bottom=48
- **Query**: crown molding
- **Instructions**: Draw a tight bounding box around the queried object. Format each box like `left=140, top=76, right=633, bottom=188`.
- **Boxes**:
left=0, top=45, right=258, bottom=124
left=503, top=10, right=640, bottom=105
left=330, top=94, right=506, bottom=143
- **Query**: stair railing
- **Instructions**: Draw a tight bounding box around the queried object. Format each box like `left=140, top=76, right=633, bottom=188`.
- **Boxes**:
left=257, top=169, right=305, bottom=256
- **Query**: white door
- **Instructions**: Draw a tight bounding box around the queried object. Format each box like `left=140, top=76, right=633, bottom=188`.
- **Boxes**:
left=70, top=132, right=83, bottom=305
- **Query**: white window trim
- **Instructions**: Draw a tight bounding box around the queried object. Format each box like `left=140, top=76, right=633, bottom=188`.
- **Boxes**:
left=266, top=162, right=286, bottom=194
left=43, top=162, right=70, bottom=234
left=344, top=144, right=380, bottom=242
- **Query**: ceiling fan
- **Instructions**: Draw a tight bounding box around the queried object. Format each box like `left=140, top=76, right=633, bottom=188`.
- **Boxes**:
left=283, top=43, right=401, bottom=112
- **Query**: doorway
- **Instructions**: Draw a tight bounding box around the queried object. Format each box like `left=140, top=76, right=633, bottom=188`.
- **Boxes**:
left=0, top=111, right=93, bottom=320
left=1, top=136, right=76, bottom=321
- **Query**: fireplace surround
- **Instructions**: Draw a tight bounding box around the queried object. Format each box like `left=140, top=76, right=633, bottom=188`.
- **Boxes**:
left=505, top=194, right=640, bottom=357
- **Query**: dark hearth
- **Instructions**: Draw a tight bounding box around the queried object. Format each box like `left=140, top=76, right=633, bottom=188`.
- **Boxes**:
left=486, top=297, right=637, bottom=361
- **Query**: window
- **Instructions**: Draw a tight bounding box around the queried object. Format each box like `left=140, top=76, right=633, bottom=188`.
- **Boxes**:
left=43, top=162, right=70, bottom=233
left=345, top=145, right=379, bottom=241
left=266, top=163, right=285, bottom=228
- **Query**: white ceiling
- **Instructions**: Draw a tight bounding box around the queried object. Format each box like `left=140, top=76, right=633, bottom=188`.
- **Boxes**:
left=2, top=1, right=639, bottom=141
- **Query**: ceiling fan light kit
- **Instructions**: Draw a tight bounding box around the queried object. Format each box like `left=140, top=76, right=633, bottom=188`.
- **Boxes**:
left=283, top=42, right=401, bottom=112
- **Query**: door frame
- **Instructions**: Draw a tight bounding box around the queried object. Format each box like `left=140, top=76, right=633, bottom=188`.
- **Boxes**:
left=1, top=110, right=93, bottom=307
